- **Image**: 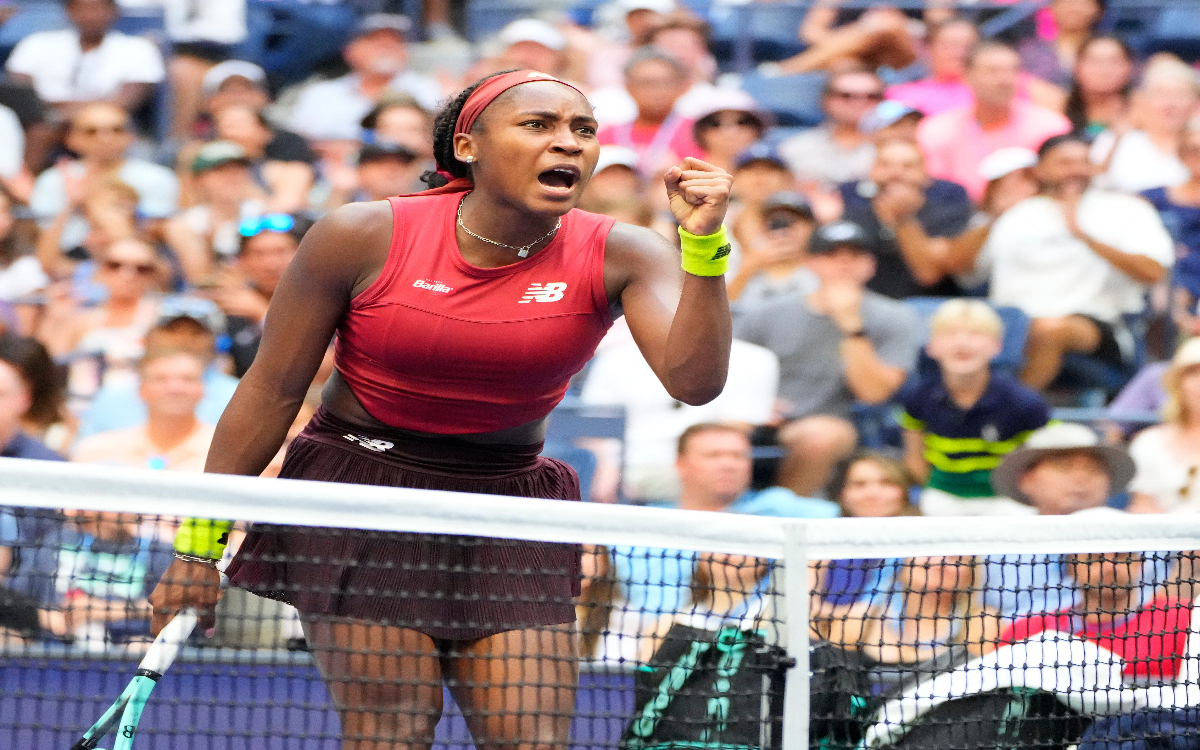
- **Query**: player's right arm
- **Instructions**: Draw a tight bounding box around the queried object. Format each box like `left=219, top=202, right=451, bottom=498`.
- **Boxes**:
left=149, top=201, right=394, bottom=635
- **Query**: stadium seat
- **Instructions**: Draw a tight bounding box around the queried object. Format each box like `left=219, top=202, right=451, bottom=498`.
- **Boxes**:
left=465, top=0, right=540, bottom=43
left=1145, top=1, right=1200, bottom=61
left=0, top=3, right=66, bottom=62
left=239, top=0, right=358, bottom=86
left=738, top=69, right=827, bottom=128
left=1054, top=311, right=1149, bottom=401
left=709, top=2, right=807, bottom=70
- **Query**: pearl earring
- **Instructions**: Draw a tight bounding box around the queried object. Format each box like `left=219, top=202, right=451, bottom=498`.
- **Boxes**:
left=464, top=156, right=475, bottom=163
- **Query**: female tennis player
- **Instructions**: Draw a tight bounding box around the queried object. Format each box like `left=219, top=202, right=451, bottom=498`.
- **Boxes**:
left=149, top=69, right=733, bottom=749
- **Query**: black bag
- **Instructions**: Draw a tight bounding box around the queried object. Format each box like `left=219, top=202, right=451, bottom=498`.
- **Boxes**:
left=620, top=623, right=793, bottom=750
left=878, top=687, right=1090, bottom=750
left=809, top=641, right=877, bottom=750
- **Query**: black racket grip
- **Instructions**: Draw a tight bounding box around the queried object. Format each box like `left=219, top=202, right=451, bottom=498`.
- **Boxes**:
left=70, top=738, right=98, bottom=750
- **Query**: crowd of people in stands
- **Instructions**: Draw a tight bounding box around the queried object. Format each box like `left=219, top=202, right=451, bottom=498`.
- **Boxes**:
left=0, top=0, right=1197, bottom=696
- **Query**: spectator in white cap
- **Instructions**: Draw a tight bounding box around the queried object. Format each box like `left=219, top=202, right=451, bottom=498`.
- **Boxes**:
left=945, top=147, right=1039, bottom=289
left=285, top=14, right=442, bottom=143
left=580, top=145, right=644, bottom=210
left=160, top=0, right=249, bottom=140
left=684, top=89, right=769, bottom=174
left=494, top=19, right=570, bottom=79
left=1127, top=338, right=1200, bottom=514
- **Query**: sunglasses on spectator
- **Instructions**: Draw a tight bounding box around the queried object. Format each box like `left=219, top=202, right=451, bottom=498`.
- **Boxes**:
left=77, top=124, right=129, bottom=136
left=829, top=90, right=885, bottom=102
left=103, top=260, right=157, bottom=276
left=239, top=214, right=296, bottom=237
left=699, top=114, right=761, bottom=130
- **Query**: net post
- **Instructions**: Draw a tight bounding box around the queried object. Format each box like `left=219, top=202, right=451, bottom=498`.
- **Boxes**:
left=780, top=520, right=809, bottom=750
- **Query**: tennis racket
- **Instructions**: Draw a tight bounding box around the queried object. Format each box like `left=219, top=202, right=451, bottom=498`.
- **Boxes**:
left=69, top=608, right=198, bottom=750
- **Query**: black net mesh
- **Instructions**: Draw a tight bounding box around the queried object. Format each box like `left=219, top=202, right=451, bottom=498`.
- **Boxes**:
left=5, top=502, right=1200, bottom=750
left=809, top=552, right=1200, bottom=750
left=0, top=506, right=786, bottom=749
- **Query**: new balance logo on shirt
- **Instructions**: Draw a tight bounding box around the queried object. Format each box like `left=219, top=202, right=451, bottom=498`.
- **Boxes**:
left=519, top=282, right=568, bottom=303
left=413, top=279, right=454, bottom=293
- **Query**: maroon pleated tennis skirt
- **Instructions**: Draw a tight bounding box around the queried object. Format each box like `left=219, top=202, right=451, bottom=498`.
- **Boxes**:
left=225, top=407, right=581, bottom=641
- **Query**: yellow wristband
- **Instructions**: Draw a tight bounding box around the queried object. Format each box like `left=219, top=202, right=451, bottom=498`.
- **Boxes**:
left=174, top=517, right=234, bottom=560
left=678, top=226, right=731, bottom=277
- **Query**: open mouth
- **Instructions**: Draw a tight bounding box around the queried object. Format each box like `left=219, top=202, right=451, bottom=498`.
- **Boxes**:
left=537, top=166, right=581, bottom=191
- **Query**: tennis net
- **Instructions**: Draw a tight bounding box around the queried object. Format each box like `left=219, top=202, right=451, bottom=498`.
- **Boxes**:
left=4, top=457, right=1200, bottom=750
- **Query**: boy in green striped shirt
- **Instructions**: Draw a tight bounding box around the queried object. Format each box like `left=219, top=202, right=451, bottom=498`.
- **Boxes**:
left=900, top=300, right=1050, bottom=516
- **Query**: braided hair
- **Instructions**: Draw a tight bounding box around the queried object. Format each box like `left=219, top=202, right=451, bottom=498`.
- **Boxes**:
left=420, top=70, right=519, bottom=189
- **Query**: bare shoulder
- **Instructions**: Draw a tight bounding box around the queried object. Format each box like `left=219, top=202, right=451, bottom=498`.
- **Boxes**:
left=293, top=200, right=395, bottom=292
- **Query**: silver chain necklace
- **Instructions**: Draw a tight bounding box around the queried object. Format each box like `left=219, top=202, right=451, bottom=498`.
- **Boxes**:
left=456, top=199, right=560, bottom=258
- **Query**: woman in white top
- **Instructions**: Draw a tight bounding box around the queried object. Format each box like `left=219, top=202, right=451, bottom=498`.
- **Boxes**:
left=1092, top=55, right=1198, bottom=194
left=1128, top=337, right=1200, bottom=513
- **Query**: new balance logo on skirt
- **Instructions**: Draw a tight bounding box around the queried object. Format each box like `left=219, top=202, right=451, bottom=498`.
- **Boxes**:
left=413, top=279, right=453, bottom=293
left=519, top=282, right=567, bottom=303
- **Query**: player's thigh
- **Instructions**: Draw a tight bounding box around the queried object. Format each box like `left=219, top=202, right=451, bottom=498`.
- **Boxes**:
left=443, top=625, right=578, bottom=750
left=301, top=613, right=444, bottom=712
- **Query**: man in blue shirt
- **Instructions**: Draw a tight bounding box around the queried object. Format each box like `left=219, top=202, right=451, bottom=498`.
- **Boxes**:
left=77, top=300, right=237, bottom=438
left=618, top=423, right=838, bottom=634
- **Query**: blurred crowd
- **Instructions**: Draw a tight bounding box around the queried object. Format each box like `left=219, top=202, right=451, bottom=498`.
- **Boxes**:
left=0, top=0, right=1200, bottom=665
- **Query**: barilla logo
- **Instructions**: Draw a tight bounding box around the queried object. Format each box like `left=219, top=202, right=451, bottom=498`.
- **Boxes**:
left=519, top=282, right=568, bottom=303
left=413, top=279, right=454, bottom=293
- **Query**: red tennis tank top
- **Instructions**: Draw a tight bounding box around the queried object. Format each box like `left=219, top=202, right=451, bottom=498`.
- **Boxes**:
left=334, top=192, right=617, bottom=434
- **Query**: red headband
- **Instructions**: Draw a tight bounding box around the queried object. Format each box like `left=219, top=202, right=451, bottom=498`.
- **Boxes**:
left=454, top=69, right=586, bottom=137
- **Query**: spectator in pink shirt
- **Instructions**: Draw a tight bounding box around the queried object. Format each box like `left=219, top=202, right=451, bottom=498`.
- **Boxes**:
left=886, top=18, right=979, bottom=117
left=597, top=47, right=703, bottom=181
left=918, top=41, right=1071, bottom=201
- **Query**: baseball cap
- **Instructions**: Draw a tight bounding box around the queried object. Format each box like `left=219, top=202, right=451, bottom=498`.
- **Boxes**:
left=858, top=100, right=923, bottom=134
left=352, top=13, right=412, bottom=41
left=594, top=145, right=640, bottom=175
left=979, top=147, right=1038, bottom=182
left=157, top=296, right=226, bottom=335
left=191, top=141, right=251, bottom=174
left=358, top=141, right=419, bottom=165
left=678, top=88, right=769, bottom=125
left=761, top=191, right=814, bottom=222
left=201, top=60, right=267, bottom=96
left=808, top=220, right=874, bottom=255
left=498, top=18, right=566, bottom=52
left=734, top=142, right=787, bottom=170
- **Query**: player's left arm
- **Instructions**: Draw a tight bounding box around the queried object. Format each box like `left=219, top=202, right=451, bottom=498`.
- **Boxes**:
left=604, top=157, right=733, bottom=406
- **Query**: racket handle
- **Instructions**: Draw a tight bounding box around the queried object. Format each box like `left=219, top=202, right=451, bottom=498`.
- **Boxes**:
left=138, top=608, right=198, bottom=675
